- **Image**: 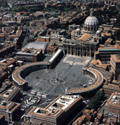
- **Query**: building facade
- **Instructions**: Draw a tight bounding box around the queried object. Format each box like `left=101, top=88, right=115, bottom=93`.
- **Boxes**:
left=60, top=9, right=102, bottom=57
left=104, top=92, right=120, bottom=122
left=0, top=100, right=20, bottom=124
left=110, top=54, right=120, bottom=80
left=16, top=48, right=43, bottom=62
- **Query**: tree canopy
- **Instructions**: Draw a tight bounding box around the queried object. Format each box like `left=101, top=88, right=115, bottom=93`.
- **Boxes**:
left=88, top=90, right=104, bottom=109
left=27, top=37, right=35, bottom=43
left=0, top=1, right=8, bottom=7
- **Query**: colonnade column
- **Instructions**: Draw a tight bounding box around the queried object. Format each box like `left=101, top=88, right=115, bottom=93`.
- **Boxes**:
left=90, top=49, right=91, bottom=57
left=82, top=48, right=84, bottom=56
left=74, top=48, right=76, bottom=55
left=77, top=48, right=78, bottom=56
left=80, top=48, right=82, bottom=56
left=67, top=46, right=68, bottom=54
left=70, top=46, right=71, bottom=54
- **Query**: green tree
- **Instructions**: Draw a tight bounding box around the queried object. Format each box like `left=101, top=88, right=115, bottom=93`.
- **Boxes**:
left=27, top=37, right=35, bottom=43
left=88, top=90, right=104, bottom=109
left=10, top=6, right=28, bottom=12
left=0, top=1, right=8, bottom=7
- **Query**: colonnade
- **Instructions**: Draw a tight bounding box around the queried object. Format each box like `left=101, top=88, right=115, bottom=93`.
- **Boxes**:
left=66, top=68, right=103, bottom=97
left=63, top=45, right=97, bottom=57
left=20, top=65, right=47, bottom=78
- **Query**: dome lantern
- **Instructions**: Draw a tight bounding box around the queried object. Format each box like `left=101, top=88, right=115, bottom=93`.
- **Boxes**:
left=90, top=8, right=94, bottom=16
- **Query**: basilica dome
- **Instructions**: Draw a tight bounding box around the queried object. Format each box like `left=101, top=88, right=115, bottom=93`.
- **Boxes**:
left=84, top=16, right=98, bottom=26
left=83, top=9, right=99, bottom=34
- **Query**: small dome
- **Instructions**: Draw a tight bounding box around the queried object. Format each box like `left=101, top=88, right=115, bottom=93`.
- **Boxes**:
left=96, top=30, right=101, bottom=34
left=76, top=28, right=80, bottom=32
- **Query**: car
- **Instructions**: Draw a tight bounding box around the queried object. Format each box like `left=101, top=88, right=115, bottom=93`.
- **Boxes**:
left=86, top=100, right=90, bottom=103
left=29, top=97, right=32, bottom=101
left=31, top=100, right=36, bottom=103
left=23, top=93, right=26, bottom=96
left=22, top=105, right=27, bottom=109
left=25, top=104, right=29, bottom=108
left=36, top=93, right=41, bottom=96
left=21, top=108, right=25, bottom=111
left=19, top=98, right=23, bottom=101
left=83, top=101, right=87, bottom=104
left=31, top=92, right=35, bottom=95
left=37, top=100, right=41, bottom=103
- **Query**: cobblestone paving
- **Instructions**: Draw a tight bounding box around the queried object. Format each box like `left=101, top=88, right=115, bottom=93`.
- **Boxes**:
left=25, top=55, right=91, bottom=96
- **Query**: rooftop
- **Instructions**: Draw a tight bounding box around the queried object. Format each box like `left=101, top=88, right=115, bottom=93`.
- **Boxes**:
left=23, top=42, right=47, bottom=53
left=111, top=54, right=120, bottom=63
left=77, top=33, right=93, bottom=42
left=27, top=95, right=82, bottom=118
left=17, top=48, right=42, bottom=56
left=105, top=92, right=120, bottom=108
left=0, top=99, right=20, bottom=112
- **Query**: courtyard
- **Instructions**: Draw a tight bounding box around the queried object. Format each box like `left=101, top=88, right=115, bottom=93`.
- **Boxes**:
left=25, top=55, right=92, bottom=96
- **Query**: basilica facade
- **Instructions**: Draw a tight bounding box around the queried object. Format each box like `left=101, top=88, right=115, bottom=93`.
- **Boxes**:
left=60, top=9, right=102, bottom=57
